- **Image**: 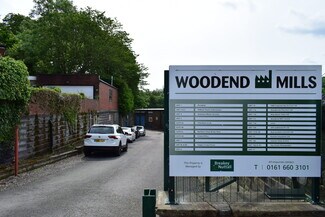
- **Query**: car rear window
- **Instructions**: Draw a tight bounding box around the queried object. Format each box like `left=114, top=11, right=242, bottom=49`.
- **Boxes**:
left=89, top=126, right=114, bottom=134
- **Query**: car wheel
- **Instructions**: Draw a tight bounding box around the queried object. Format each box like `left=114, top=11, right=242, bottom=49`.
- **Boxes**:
left=84, top=150, right=91, bottom=157
left=123, top=143, right=128, bottom=152
left=116, top=144, right=122, bottom=156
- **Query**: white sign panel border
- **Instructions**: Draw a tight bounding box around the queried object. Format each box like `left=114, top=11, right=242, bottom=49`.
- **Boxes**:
left=168, top=65, right=322, bottom=177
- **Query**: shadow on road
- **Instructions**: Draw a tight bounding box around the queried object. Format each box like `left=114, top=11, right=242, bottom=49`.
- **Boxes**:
left=81, top=144, right=138, bottom=161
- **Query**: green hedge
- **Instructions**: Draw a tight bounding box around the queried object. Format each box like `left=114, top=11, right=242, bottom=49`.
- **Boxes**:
left=0, top=57, right=31, bottom=163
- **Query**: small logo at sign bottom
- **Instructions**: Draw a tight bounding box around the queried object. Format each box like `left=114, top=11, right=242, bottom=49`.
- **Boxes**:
left=210, top=160, right=234, bottom=172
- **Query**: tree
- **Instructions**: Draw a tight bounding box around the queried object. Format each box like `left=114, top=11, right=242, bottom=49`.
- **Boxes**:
left=0, top=23, right=17, bottom=49
left=116, top=80, right=134, bottom=115
left=0, top=13, right=31, bottom=53
left=147, top=89, right=164, bottom=108
left=2, top=13, right=31, bottom=35
left=30, top=0, right=77, bottom=16
left=134, top=89, right=149, bottom=109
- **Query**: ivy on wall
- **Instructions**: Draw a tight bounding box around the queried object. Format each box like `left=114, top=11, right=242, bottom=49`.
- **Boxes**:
left=30, top=87, right=81, bottom=128
left=0, top=57, right=31, bottom=163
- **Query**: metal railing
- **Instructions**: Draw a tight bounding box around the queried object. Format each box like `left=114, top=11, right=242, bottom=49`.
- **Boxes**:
left=171, top=176, right=322, bottom=204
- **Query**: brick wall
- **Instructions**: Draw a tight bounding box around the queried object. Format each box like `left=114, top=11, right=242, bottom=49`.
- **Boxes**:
left=99, top=82, right=118, bottom=111
left=80, top=99, right=99, bottom=113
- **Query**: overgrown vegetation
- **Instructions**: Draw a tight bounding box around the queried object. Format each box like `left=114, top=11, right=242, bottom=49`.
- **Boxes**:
left=0, top=57, right=31, bottom=163
left=30, top=87, right=81, bottom=127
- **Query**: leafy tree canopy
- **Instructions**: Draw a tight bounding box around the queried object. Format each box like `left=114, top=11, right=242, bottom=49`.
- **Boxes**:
left=140, top=88, right=164, bottom=108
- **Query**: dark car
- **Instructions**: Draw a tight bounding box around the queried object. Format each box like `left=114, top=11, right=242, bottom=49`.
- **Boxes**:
left=131, top=126, right=140, bottom=138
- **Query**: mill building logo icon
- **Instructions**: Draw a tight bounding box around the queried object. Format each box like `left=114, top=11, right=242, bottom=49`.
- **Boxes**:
left=255, top=70, right=272, bottom=88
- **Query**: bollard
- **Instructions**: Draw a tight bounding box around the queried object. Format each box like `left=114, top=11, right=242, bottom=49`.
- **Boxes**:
left=142, top=189, right=156, bottom=217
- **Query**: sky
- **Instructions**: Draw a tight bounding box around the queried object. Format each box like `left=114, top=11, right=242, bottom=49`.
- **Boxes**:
left=1, top=0, right=325, bottom=90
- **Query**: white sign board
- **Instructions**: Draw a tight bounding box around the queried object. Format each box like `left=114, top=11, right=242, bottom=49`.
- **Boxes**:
left=168, top=65, right=322, bottom=177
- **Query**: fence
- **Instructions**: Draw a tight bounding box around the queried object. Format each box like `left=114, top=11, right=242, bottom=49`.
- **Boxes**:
left=0, top=110, right=118, bottom=162
left=171, top=176, right=323, bottom=204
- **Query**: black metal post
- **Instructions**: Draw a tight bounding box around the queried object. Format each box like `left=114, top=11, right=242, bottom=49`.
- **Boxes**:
left=164, top=70, right=177, bottom=205
left=311, top=177, right=320, bottom=204
left=168, top=176, right=175, bottom=204
left=164, top=70, right=169, bottom=191
left=205, top=177, right=210, bottom=192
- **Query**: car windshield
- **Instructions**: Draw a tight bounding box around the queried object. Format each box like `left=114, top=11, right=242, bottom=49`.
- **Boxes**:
left=137, top=126, right=143, bottom=130
left=89, top=126, right=114, bottom=134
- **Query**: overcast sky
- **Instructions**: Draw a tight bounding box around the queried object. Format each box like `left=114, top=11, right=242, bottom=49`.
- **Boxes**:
left=1, top=0, right=325, bottom=90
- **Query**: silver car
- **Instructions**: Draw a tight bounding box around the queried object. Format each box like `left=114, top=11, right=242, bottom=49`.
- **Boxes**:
left=84, top=124, right=128, bottom=156
left=136, top=125, right=146, bottom=136
left=122, top=127, right=136, bottom=142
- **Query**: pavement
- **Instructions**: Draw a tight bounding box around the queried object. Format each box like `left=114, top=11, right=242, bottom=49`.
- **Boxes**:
left=0, top=146, right=83, bottom=180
